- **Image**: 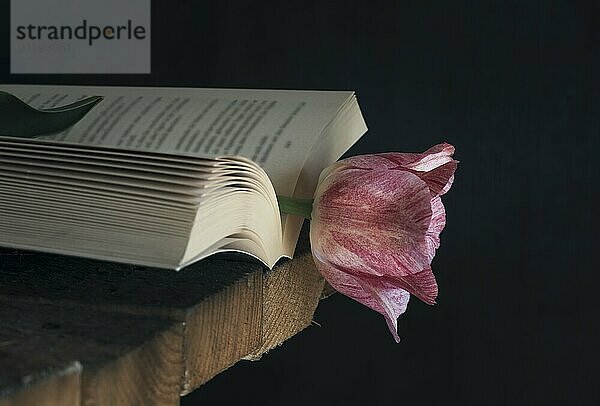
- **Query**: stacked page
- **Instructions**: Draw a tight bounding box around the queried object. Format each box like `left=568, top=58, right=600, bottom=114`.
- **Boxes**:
left=0, top=85, right=367, bottom=269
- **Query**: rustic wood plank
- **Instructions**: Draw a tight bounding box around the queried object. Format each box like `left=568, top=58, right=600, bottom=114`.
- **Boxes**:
left=0, top=300, right=183, bottom=406
left=0, top=225, right=328, bottom=403
left=0, top=360, right=81, bottom=406
left=0, top=249, right=263, bottom=398
left=247, top=232, right=325, bottom=359
left=80, top=321, right=184, bottom=406
left=181, top=270, right=262, bottom=394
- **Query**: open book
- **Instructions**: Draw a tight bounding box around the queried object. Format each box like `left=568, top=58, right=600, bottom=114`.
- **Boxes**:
left=0, top=85, right=367, bottom=269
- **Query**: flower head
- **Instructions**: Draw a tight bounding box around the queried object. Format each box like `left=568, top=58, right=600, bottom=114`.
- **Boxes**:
left=310, top=143, right=457, bottom=341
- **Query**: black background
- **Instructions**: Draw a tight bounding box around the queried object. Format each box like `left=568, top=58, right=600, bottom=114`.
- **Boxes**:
left=1, top=1, right=598, bottom=405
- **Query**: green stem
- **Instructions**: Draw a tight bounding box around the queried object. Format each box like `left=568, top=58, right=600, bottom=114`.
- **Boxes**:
left=277, top=195, right=314, bottom=220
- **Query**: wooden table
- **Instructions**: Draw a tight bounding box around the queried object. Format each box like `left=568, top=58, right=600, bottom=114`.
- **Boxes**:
left=0, top=226, right=331, bottom=405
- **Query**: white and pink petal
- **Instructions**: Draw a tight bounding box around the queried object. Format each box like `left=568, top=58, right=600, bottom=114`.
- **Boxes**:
left=311, top=254, right=411, bottom=343
left=332, top=142, right=455, bottom=173
left=311, top=168, right=433, bottom=278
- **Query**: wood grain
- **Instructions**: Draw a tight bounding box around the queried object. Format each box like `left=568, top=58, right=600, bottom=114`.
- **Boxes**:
left=0, top=226, right=327, bottom=405
left=80, top=322, right=185, bottom=406
left=181, top=269, right=262, bottom=394
left=247, top=233, right=325, bottom=360
left=0, top=299, right=183, bottom=406
left=0, top=361, right=81, bottom=406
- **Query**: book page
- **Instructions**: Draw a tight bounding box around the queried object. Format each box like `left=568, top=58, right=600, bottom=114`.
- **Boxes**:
left=0, top=85, right=353, bottom=196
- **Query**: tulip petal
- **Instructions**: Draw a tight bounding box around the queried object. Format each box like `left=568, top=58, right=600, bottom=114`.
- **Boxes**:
left=311, top=255, right=410, bottom=342
left=389, top=267, right=438, bottom=305
left=355, top=276, right=411, bottom=343
left=425, top=196, right=446, bottom=262
left=312, top=169, right=433, bottom=279
left=395, top=142, right=456, bottom=172
left=416, top=160, right=458, bottom=197
left=331, top=143, right=455, bottom=173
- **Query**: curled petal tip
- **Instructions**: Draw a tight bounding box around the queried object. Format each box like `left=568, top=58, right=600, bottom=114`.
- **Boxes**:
left=439, top=142, right=455, bottom=152
left=393, top=268, right=438, bottom=305
left=384, top=316, right=401, bottom=343
left=418, top=160, right=458, bottom=196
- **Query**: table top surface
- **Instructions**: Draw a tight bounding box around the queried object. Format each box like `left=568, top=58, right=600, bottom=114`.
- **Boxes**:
left=0, top=226, right=328, bottom=405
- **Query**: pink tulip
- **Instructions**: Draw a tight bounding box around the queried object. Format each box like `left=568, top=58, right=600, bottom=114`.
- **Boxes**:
left=310, top=143, right=457, bottom=342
